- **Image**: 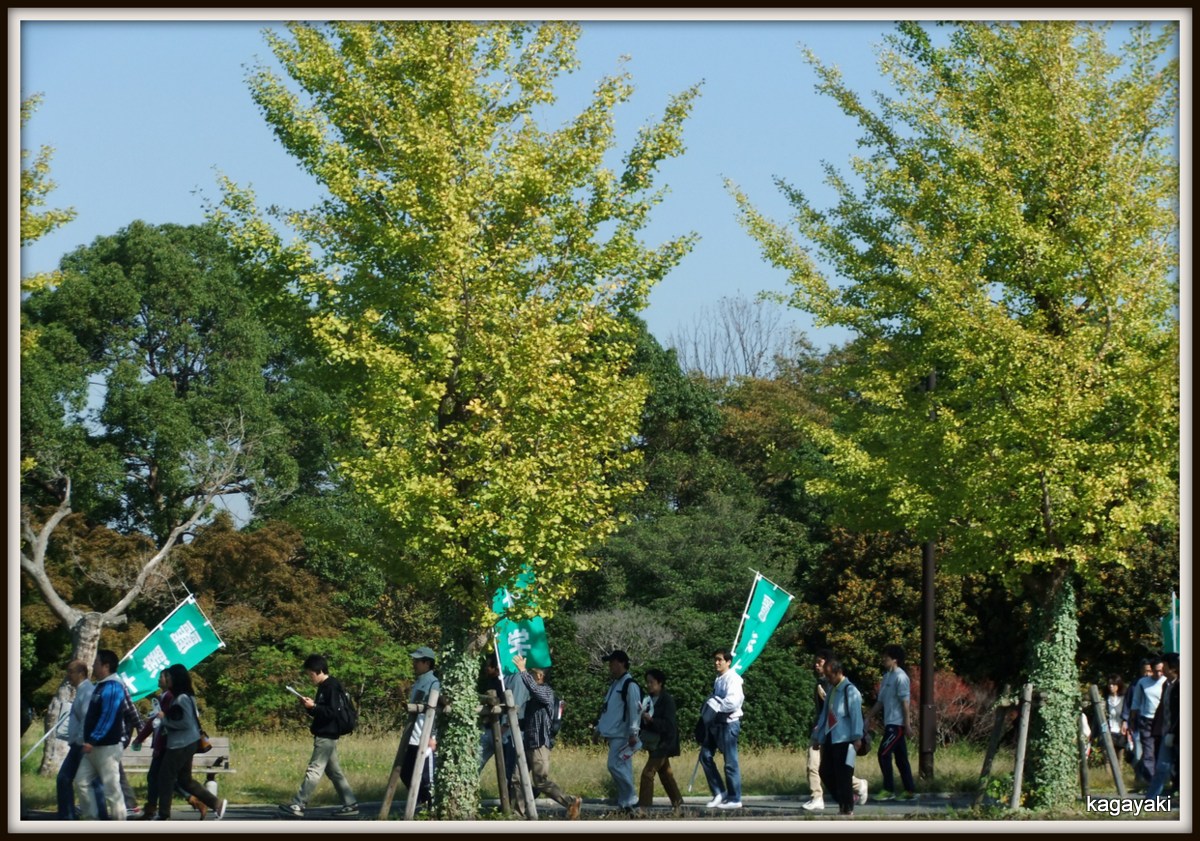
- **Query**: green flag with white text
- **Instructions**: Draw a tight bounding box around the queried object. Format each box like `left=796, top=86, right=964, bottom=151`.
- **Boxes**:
left=731, top=573, right=793, bottom=675
left=116, top=597, right=224, bottom=701
left=1161, top=592, right=1179, bottom=654
left=492, top=565, right=552, bottom=673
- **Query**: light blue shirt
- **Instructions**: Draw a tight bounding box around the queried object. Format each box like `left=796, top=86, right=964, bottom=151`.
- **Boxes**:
left=812, top=677, right=864, bottom=745
left=879, top=668, right=910, bottom=727
left=67, top=680, right=95, bottom=746
left=597, top=673, right=641, bottom=740
left=1132, top=675, right=1166, bottom=719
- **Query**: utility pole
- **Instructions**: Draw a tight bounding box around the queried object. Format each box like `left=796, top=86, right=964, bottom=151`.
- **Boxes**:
left=919, top=369, right=937, bottom=780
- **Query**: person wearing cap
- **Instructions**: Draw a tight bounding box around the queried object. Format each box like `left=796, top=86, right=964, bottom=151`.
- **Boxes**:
left=401, top=646, right=440, bottom=809
left=597, top=650, right=642, bottom=813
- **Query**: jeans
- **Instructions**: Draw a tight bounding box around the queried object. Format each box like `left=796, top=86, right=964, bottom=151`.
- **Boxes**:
left=1145, top=737, right=1177, bottom=798
left=699, top=719, right=741, bottom=803
left=878, top=724, right=915, bottom=793
left=606, top=738, right=638, bottom=808
left=294, top=736, right=357, bottom=808
left=479, top=727, right=517, bottom=781
left=56, top=744, right=105, bottom=819
left=75, top=744, right=126, bottom=820
left=1136, top=718, right=1157, bottom=782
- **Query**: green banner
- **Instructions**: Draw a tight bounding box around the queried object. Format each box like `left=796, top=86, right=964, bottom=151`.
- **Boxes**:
left=492, top=566, right=551, bottom=673
left=731, top=574, right=793, bottom=675
left=1161, top=593, right=1179, bottom=654
left=117, top=597, right=224, bottom=701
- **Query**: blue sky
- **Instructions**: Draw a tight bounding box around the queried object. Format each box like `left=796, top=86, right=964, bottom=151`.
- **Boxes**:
left=15, top=15, right=925, bottom=351
left=14, top=13, right=1183, bottom=354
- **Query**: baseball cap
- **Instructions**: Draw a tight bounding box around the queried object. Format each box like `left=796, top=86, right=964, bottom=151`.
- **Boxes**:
left=602, top=649, right=630, bottom=665
left=410, top=646, right=437, bottom=661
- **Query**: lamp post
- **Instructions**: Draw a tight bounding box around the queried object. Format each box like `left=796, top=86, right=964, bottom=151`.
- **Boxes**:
left=919, top=369, right=937, bottom=780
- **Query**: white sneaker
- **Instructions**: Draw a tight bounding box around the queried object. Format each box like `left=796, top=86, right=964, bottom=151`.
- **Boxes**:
left=855, top=779, right=868, bottom=805
left=716, top=801, right=743, bottom=810
left=802, top=797, right=825, bottom=811
left=706, top=794, right=725, bottom=808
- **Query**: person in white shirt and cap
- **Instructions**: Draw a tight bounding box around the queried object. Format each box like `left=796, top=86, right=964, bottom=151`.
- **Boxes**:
left=402, top=646, right=440, bottom=809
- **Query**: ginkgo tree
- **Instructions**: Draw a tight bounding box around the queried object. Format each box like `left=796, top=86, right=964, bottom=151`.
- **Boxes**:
left=733, top=21, right=1178, bottom=808
left=215, top=21, right=697, bottom=817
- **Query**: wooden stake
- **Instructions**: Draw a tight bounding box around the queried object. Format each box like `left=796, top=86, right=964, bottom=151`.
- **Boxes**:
left=404, top=687, right=440, bottom=820
left=505, top=688, right=538, bottom=820
left=1088, top=684, right=1126, bottom=796
left=1010, top=683, right=1033, bottom=810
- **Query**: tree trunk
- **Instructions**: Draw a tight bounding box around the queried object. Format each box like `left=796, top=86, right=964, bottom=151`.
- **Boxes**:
left=1023, top=564, right=1079, bottom=809
left=38, top=611, right=105, bottom=776
left=431, top=604, right=491, bottom=821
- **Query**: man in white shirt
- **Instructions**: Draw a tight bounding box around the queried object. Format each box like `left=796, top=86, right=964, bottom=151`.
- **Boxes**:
left=596, top=650, right=641, bottom=812
left=699, top=648, right=744, bottom=810
left=1129, top=654, right=1166, bottom=786
left=402, top=646, right=441, bottom=810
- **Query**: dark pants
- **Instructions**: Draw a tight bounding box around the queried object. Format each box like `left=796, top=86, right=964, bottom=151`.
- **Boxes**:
left=157, top=741, right=218, bottom=819
left=878, top=724, right=915, bottom=793
left=819, top=738, right=855, bottom=814
left=1136, top=718, right=1157, bottom=782
left=56, top=744, right=106, bottom=819
left=400, top=745, right=433, bottom=807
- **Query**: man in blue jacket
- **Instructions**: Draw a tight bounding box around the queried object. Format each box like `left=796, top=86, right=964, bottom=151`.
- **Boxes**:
left=810, top=656, right=865, bottom=817
left=75, top=649, right=140, bottom=820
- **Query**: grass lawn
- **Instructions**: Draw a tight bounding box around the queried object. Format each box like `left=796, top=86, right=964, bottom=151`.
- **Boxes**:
left=19, top=727, right=1145, bottom=818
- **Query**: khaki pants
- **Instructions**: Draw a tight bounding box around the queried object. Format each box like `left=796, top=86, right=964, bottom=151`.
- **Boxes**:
left=514, top=745, right=573, bottom=813
left=638, top=755, right=683, bottom=808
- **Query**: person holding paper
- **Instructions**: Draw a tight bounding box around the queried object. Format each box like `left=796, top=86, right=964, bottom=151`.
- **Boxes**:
left=278, top=654, right=359, bottom=819
left=810, top=656, right=865, bottom=817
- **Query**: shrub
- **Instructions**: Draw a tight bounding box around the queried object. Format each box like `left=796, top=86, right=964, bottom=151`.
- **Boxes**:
left=908, top=666, right=990, bottom=746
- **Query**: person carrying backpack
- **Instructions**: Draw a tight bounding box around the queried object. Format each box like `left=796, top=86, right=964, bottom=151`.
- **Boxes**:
left=511, top=655, right=582, bottom=819
left=278, top=654, right=359, bottom=819
left=597, top=650, right=642, bottom=813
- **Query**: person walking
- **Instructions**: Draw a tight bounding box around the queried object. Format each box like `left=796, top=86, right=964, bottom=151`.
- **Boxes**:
left=1101, top=674, right=1127, bottom=764
left=74, top=649, right=141, bottom=821
left=867, top=645, right=916, bottom=802
left=278, top=654, right=359, bottom=818
left=1129, top=653, right=1166, bottom=787
left=1145, top=653, right=1179, bottom=798
left=699, top=648, right=744, bottom=811
left=811, top=656, right=866, bottom=817
left=400, top=646, right=440, bottom=811
left=510, top=654, right=582, bottom=819
left=596, top=650, right=642, bottom=813
left=637, top=668, right=683, bottom=814
left=154, top=664, right=226, bottom=821
left=56, top=659, right=106, bottom=819
left=130, top=669, right=206, bottom=819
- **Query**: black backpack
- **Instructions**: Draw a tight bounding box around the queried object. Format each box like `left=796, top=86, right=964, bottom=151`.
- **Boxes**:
left=333, top=682, right=358, bottom=736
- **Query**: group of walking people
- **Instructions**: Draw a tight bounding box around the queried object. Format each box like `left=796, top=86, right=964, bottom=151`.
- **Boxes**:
left=1098, top=651, right=1181, bottom=798
left=55, top=650, right=226, bottom=821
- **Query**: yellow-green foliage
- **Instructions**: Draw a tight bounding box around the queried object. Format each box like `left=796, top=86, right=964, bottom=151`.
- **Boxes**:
left=214, top=22, right=698, bottom=628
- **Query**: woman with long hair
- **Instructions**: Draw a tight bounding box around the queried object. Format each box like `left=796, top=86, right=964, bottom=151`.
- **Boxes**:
left=1102, top=674, right=1128, bottom=763
left=153, top=664, right=227, bottom=820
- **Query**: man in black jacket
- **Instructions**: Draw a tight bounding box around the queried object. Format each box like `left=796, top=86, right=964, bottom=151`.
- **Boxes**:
left=1145, top=652, right=1179, bottom=798
left=279, top=654, right=359, bottom=818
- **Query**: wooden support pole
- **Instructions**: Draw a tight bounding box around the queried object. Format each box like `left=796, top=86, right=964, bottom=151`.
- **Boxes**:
left=404, top=687, right=440, bottom=821
left=378, top=718, right=417, bottom=820
left=483, top=692, right=511, bottom=814
left=505, top=688, right=538, bottom=820
left=1010, top=683, right=1034, bottom=810
left=974, top=684, right=1011, bottom=805
left=1078, top=707, right=1090, bottom=798
left=1088, top=684, right=1126, bottom=796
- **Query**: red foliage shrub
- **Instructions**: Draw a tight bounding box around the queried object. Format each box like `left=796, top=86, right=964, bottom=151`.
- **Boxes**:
left=907, top=666, right=996, bottom=745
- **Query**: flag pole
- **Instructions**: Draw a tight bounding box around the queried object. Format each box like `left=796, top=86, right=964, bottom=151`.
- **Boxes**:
left=117, top=598, right=190, bottom=665
left=22, top=711, right=70, bottom=762
left=730, top=571, right=761, bottom=652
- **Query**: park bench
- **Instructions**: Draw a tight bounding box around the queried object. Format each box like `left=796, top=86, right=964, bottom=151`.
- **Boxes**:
left=122, top=736, right=234, bottom=796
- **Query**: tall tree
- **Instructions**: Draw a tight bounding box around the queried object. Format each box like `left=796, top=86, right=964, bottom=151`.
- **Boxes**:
left=733, top=21, right=1178, bottom=807
left=215, top=21, right=697, bottom=818
left=20, top=221, right=295, bottom=773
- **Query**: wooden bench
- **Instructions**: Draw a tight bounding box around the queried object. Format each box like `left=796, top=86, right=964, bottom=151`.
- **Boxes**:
left=122, top=736, right=234, bottom=795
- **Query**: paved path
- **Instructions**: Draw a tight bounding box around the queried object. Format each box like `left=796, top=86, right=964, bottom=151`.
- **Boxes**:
left=20, top=793, right=1178, bottom=822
